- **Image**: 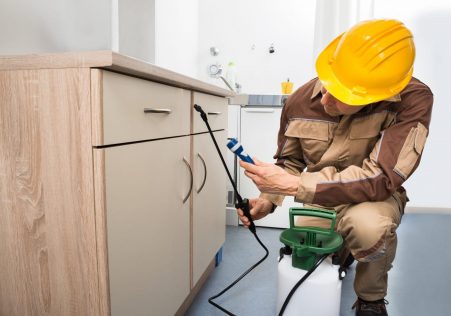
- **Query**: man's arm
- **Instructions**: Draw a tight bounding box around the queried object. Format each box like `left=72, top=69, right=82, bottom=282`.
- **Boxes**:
left=296, top=88, right=433, bottom=206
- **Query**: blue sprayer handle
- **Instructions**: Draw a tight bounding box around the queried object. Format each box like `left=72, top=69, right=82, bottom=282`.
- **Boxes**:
left=227, top=138, right=255, bottom=164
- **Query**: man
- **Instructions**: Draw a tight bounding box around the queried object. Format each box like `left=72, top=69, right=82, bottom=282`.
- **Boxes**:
left=237, top=19, right=433, bottom=316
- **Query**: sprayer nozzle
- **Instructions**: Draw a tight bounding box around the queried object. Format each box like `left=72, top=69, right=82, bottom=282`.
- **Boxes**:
left=194, top=104, right=208, bottom=121
left=194, top=104, right=202, bottom=112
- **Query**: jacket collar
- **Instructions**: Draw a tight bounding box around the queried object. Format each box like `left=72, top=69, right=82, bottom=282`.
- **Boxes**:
left=310, top=79, right=401, bottom=102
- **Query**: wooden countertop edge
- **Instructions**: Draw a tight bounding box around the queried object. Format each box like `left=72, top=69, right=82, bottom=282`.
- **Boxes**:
left=0, top=50, right=235, bottom=97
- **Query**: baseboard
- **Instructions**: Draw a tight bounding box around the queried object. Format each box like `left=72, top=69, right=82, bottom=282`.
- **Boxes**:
left=405, top=206, right=451, bottom=214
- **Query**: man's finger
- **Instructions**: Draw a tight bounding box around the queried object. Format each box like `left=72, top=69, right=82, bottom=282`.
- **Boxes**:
left=253, top=157, right=272, bottom=167
left=245, top=173, right=262, bottom=189
left=244, top=170, right=254, bottom=179
left=239, top=160, right=262, bottom=175
left=253, top=157, right=264, bottom=166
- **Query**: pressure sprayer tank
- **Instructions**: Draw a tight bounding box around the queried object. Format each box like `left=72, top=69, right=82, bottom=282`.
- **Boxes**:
left=277, top=208, right=343, bottom=316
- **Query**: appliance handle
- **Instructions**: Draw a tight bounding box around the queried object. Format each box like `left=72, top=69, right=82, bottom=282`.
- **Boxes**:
left=243, top=108, right=275, bottom=113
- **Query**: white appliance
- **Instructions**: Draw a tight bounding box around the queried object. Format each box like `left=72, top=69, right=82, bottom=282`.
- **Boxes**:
left=228, top=95, right=298, bottom=228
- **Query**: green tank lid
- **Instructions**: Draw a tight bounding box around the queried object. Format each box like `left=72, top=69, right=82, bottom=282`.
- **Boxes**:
left=280, top=208, right=343, bottom=270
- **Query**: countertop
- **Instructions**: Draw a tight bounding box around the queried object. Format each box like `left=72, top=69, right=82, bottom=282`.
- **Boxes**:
left=0, top=51, right=235, bottom=98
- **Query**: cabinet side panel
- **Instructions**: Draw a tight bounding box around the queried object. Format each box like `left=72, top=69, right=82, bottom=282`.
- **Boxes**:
left=0, top=69, right=99, bottom=315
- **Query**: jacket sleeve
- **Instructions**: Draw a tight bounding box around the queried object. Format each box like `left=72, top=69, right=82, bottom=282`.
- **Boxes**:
left=295, top=89, right=433, bottom=207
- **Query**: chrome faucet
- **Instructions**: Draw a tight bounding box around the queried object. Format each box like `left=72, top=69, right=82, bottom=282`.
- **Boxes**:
left=219, top=75, right=235, bottom=92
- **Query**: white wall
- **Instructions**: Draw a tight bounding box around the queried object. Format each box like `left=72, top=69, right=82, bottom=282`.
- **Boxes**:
left=197, top=0, right=317, bottom=94
left=154, top=0, right=199, bottom=78
left=0, top=0, right=112, bottom=54
left=313, top=0, right=374, bottom=58
left=0, top=0, right=156, bottom=63
left=196, top=0, right=374, bottom=94
left=118, top=0, right=156, bottom=63
left=374, top=0, right=451, bottom=208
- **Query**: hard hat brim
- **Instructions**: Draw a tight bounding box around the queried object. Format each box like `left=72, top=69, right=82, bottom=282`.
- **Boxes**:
left=315, top=34, right=413, bottom=106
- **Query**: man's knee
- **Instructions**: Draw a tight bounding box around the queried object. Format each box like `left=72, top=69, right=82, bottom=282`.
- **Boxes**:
left=338, top=202, right=398, bottom=262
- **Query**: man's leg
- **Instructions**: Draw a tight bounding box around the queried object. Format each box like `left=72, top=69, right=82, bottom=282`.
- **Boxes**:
left=336, top=193, right=404, bottom=301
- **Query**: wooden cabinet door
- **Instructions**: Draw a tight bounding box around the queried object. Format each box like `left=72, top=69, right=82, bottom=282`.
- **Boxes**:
left=192, top=131, right=227, bottom=286
left=102, top=137, right=191, bottom=316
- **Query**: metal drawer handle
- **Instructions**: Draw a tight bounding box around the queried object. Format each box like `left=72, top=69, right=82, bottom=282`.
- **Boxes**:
left=196, top=153, right=207, bottom=194
left=143, top=108, right=172, bottom=114
left=183, top=157, right=193, bottom=204
left=207, top=111, right=222, bottom=115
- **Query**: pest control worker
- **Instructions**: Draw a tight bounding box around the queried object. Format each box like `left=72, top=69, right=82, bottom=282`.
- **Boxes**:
left=237, top=19, right=433, bottom=315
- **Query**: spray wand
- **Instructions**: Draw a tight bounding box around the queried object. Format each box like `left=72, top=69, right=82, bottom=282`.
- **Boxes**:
left=194, top=104, right=268, bottom=315
left=194, top=104, right=256, bottom=233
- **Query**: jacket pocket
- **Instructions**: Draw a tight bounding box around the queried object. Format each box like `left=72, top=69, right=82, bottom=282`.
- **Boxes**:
left=348, top=114, right=386, bottom=164
left=350, top=114, right=385, bottom=139
left=394, top=122, right=428, bottom=179
left=285, top=119, right=330, bottom=163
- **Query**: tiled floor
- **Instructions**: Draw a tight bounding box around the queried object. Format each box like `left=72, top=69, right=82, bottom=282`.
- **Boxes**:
left=186, top=213, right=451, bottom=316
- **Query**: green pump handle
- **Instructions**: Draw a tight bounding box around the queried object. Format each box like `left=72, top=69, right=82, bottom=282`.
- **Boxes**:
left=280, top=207, right=342, bottom=270
left=289, top=208, right=336, bottom=237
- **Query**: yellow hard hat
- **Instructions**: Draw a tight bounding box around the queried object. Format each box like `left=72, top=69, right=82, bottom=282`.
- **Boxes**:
left=316, top=19, right=415, bottom=106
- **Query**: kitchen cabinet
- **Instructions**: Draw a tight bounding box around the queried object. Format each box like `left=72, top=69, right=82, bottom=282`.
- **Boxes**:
left=0, top=51, right=232, bottom=316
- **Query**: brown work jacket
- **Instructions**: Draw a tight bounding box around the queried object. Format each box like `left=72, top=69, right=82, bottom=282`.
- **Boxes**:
left=261, top=77, right=433, bottom=207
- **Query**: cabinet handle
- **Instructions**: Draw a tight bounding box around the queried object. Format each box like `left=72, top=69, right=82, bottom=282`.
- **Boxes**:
left=207, top=111, right=222, bottom=115
left=143, top=108, right=172, bottom=114
left=196, top=153, right=207, bottom=194
left=182, top=157, right=193, bottom=204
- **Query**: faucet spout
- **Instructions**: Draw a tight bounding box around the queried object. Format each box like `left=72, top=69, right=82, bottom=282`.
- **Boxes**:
left=219, top=76, right=235, bottom=92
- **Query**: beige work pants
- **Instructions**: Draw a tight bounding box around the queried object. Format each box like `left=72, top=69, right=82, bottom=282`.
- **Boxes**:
left=299, top=190, right=406, bottom=301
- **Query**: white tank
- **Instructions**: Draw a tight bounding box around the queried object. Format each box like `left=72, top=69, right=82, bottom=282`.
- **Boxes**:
left=277, top=255, right=342, bottom=316
left=277, top=207, right=344, bottom=315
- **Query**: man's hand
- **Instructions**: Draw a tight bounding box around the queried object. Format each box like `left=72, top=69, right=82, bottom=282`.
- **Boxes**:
left=240, top=158, right=299, bottom=196
left=236, top=198, right=273, bottom=228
